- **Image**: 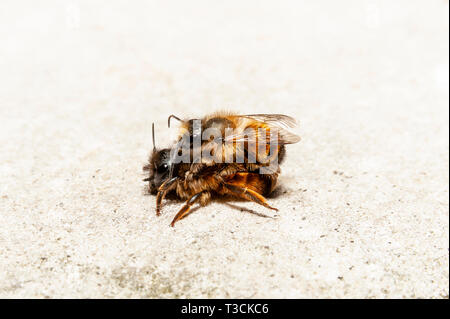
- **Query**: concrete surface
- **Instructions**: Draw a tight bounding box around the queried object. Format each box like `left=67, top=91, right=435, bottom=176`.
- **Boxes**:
left=0, top=0, right=448, bottom=298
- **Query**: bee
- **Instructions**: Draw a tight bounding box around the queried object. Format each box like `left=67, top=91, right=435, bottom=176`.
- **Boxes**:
left=143, top=112, right=300, bottom=226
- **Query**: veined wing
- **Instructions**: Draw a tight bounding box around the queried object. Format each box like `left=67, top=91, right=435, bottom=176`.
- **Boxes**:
left=239, top=114, right=298, bottom=128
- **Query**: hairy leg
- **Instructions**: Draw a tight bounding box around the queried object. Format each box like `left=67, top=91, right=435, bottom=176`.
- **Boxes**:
left=156, top=177, right=178, bottom=215
left=223, top=182, right=278, bottom=212
left=170, top=191, right=210, bottom=227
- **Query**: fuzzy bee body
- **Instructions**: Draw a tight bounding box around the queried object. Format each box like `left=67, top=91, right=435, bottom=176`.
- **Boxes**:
left=144, top=111, right=300, bottom=226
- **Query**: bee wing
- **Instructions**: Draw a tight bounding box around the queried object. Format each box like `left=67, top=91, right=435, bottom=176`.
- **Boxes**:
left=219, top=125, right=299, bottom=168
left=225, top=114, right=300, bottom=145
left=223, top=126, right=300, bottom=145
left=240, top=114, right=298, bottom=128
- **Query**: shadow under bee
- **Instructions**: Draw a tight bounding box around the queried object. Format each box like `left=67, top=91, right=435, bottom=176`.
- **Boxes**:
left=176, top=200, right=279, bottom=221
left=223, top=203, right=279, bottom=219
left=143, top=184, right=283, bottom=220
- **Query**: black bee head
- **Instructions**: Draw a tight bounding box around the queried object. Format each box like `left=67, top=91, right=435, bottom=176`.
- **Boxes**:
left=143, top=148, right=171, bottom=194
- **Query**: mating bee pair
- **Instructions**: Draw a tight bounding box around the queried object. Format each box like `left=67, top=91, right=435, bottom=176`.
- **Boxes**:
left=143, top=111, right=300, bottom=226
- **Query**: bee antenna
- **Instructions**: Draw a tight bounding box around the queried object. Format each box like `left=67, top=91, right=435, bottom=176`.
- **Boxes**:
left=152, top=122, right=156, bottom=151
left=168, top=115, right=182, bottom=128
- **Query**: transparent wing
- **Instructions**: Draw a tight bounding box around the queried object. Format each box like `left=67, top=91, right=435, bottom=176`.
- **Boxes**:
left=240, top=114, right=298, bottom=128
left=223, top=126, right=300, bottom=145
left=225, top=113, right=300, bottom=145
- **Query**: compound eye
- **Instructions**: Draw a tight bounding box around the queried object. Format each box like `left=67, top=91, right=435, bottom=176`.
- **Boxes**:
left=157, top=163, right=169, bottom=174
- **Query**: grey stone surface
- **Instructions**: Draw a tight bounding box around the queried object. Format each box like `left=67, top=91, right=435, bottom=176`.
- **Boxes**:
left=0, top=0, right=448, bottom=298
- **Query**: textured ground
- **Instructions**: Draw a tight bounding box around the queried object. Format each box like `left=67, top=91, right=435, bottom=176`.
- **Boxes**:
left=0, top=0, right=448, bottom=298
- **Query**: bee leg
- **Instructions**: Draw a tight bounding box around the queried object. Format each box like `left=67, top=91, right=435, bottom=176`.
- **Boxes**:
left=170, top=191, right=207, bottom=227
left=184, top=163, right=203, bottom=186
left=223, top=183, right=279, bottom=212
left=156, top=177, right=178, bottom=215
